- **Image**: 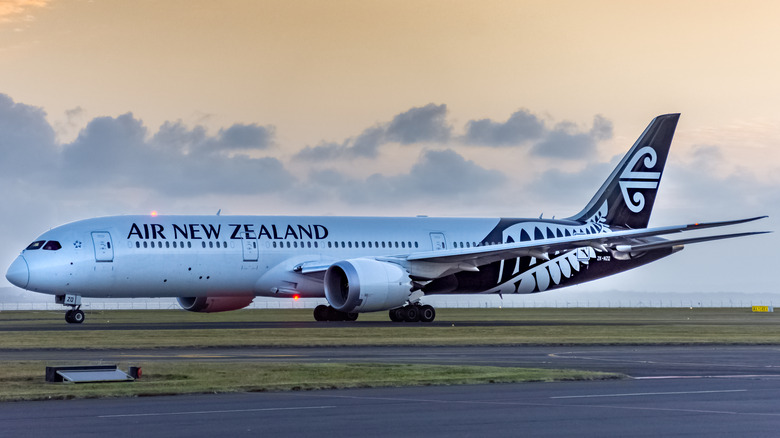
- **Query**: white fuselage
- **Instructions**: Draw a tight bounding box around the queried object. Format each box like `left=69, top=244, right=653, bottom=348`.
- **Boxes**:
left=14, top=215, right=521, bottom=299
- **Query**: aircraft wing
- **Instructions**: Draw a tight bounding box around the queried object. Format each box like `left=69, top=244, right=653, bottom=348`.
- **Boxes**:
left=403, top=216, right=768, bottom=267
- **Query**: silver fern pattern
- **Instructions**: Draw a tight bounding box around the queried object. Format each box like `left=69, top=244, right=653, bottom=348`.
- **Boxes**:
left=491, top=201, right=610, bottom=294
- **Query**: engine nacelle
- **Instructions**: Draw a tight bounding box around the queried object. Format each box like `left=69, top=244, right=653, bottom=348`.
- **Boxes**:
left=177, top=295, right=254, bottom=313
left=324, top=259, right=411, bottom=313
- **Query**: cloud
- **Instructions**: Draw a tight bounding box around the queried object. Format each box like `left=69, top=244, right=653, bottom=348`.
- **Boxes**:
left=295, top=104, right=451, bottom=161
left=0, top=0, right=49, bottom=22
left=462, top=111, right=613, bottom=159
left=463, top=109, right=545, bottom=146
left=215, top=123, right=274, bottom=150
left=531, top=114, right=613, bottom=159
left=0, top=94, right=292, bottom=198
left=0, top=93, right=58, bottom=175
left=306, top=149, right=506, bottom=205
left=385, top=103, right=451, bottom=144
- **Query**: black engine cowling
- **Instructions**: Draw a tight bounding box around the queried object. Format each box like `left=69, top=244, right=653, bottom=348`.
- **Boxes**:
left=177, top=295, right=254, bottom=313
left=324, top=259, right=412, bottom=313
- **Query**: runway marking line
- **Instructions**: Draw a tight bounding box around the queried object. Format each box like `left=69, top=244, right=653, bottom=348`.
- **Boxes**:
left=118, top=354, right=301, bottom=358
left=98, top=405, right=336, bottom=418
left=550, top=389, right=747, bottom=399
left=634, top=375, right=780, bottom=380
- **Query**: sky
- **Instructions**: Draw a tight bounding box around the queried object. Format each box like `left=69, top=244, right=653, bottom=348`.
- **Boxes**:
left=0, top=0, right=777, bottom=297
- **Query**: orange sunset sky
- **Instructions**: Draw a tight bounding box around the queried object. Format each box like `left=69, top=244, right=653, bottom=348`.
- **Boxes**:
left=0, top=0, right=776, bottom=295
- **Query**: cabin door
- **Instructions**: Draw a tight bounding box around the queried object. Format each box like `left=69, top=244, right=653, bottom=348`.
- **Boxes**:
left=91, top=231, right=114, bottom=262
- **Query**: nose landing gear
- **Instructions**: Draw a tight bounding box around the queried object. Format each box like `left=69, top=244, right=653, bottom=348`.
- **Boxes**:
left=56, top=294, right=85, bottom=324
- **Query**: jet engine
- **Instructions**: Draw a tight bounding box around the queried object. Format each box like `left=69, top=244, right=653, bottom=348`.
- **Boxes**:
left=324, top=259, right=411, bottom=313
left=177, top=295, right=254, bottom=313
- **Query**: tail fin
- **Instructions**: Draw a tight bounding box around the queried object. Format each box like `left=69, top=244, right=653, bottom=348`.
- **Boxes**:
left=568, top=113, right=680, bottom=229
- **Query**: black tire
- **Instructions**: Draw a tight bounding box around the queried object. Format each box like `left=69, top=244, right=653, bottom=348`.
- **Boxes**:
left=71, top=309, right=85, bottom=324
left=64, top=310, right=74, bottom=324
left=403, top=305, right=420, bottom=322
left=419, top=305, right=436, bottom=323
left=344, top=312, right=359, bottom=322
left=314, top=305, right=328, bottom=321
left=389, top=308, right=404, bottom=322
left=325, top=306, right=345, bottom=321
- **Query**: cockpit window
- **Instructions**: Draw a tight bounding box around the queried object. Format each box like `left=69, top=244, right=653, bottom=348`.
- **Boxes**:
left=42, top=241, right=62, bottom=251
left=26, top=240, right=45, bottom=250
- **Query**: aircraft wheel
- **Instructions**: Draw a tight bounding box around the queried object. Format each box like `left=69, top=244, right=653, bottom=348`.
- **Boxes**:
left=419, top=305, right=436, bottom=323
left=344, top=312, right=359, bottom=322
left=403, top=305, right=420, bottom=322
left=389, top=308, right=404, bottom=322
left=72, top=309, right=85, bottom=324
left=64, top=309, right=74, bottom=323
left=314, top=305, right=328, bottom=321
left=325, top=306, right=345, bottom=321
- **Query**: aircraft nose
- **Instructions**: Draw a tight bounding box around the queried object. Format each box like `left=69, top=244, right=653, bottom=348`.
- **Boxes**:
left=6, top=256, right=29, bottom=289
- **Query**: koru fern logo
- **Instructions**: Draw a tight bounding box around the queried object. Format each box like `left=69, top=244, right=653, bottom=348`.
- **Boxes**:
left=619, top=146, right=660, bottom=213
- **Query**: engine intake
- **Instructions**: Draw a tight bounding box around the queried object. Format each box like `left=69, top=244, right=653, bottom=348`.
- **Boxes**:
left=177, top=295, right=254, bottom=313
left=324, top=259, right=411, bottom=313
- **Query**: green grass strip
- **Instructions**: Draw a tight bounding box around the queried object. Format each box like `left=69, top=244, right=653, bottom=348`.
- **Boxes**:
left=0, top=361, right=622, bottom=401
left=0, top=308, right=778, bottom=348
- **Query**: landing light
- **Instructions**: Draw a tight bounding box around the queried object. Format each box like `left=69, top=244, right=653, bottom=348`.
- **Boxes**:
left=151, top=211, right=159, bottom=217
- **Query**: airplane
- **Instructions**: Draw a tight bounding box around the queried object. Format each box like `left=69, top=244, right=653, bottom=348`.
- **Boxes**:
left=4, top=113, right=769, bottom=324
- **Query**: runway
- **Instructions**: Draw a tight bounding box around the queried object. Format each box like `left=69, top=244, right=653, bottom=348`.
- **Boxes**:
left=2, top=317, right=780, bottom=436
left=2, top=375, right=779, bottom=437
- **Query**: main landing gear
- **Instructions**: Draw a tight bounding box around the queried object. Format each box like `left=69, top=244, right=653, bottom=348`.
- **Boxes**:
left=389, top=304, right=436, bottom=323
left=313, top=305, right=359, bottom=322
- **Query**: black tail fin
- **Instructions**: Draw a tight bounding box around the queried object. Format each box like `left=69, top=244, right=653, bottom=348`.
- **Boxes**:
left=568, top=113, right=680, bottom=229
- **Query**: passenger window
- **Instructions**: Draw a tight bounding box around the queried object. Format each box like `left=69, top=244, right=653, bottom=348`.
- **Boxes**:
left=401, top=242, right=405, bottom=248
left=43, top=241, right=62, bottom=251
left=151, top=241, right=155, bottom=248
left=328, top=242, right=332, bottom=248
left=273, top=242, right=277, bottom=248
left=166, top=241, right=170, bottom=248
left=414, top=242, right=419, bottom=248
left=26, top=240, right=45, bottom=250
left=187, top=242, right=192, bottom=248
left=294, top=241, right=298, bottom=248
left=135, top=241, right=140, bottom=248
left=216, top=241, right=220, bottom=248
left=314, top=242, right=318, bottom=248
left=201, top=242, right=206, bottom=248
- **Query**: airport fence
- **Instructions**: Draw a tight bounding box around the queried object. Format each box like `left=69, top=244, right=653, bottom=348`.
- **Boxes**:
left=0, top=297, right=775, bottom=311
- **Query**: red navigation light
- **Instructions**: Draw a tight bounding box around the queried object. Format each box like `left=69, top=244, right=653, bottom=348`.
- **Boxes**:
left=293, top=294, right=300, bottom=300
